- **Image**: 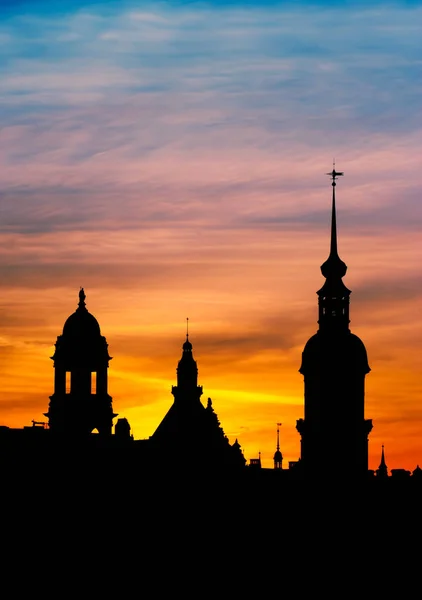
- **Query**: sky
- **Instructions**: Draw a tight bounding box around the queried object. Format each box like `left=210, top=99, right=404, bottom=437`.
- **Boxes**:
left=0, top=0, right=421, bottom=470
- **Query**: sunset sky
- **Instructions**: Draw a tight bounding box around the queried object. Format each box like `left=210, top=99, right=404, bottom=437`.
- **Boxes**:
left=1, top=0, right=421, bottom=470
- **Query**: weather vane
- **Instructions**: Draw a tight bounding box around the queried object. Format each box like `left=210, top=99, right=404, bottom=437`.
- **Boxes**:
left=326, top=159, right=344, bottom=186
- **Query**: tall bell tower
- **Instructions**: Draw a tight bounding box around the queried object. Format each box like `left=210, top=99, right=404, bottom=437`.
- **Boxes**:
left=296, top=169, right=372, bottom=480
left=45, top=288, right=117, bottom=437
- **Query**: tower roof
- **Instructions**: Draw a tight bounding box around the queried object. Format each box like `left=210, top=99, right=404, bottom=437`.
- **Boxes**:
left=274, top=423, right=283, bottom=463
left=183, top=334, right=193, bottom=352
left=62, top=288, right=101, bottom=338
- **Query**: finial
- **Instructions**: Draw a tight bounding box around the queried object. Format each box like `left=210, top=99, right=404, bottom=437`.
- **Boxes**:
left=326, top=163, right=344, bottom=187
left=186, top=317, right=189, bottom=339
left=78, top=287, right=86, bottom=309
left=276, top=422, right=282, bottom=451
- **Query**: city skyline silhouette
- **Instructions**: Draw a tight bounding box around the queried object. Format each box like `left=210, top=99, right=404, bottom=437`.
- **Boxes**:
left=1, top=169, right=421, bottom=482
left=0, top=1, right=421, bottom=473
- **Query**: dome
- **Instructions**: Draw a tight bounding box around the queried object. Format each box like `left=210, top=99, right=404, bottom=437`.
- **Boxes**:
left=300, top=331, right=370, bottom=375
left=182, top=334, right=193, bottom=352
left=62, top=288, right=101, bottom=338
left=274, top=449, right=283, bottom=461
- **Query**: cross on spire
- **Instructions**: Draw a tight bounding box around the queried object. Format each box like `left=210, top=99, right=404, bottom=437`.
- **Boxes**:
left=276, top=422, right=282, bottom=451
left=326, top=160, right=344, bottom=187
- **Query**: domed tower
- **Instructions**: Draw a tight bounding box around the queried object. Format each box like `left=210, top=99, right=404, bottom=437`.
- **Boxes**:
left=45, top=288, right=117, bottom=437
left=296, top=169, right=372, bottom=479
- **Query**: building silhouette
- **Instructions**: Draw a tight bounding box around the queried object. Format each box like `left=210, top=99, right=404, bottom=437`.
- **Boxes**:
left=296, top=169, right=373, bottom=480
left=150, top=324, right=246, bottom=470
left=0, top=169, right=421, bottom=491
left=45, top=287, right=117, bottom=437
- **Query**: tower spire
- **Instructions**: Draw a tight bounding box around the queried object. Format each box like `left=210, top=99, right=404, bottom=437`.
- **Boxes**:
left=321, top=166, right=346, bottom=280
left=317, top=165, right=351, bottom=333
left=273, top=422, right=283, bottom=469
left=328, top=163, right=343, bottom=257
left=376, top=444, right=388, bottom=478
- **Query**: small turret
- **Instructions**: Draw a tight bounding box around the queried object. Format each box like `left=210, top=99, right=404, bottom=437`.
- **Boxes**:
left=273, top=422, right=283, bottom=470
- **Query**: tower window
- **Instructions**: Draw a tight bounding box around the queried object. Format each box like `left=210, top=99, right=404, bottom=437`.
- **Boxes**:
left=91, top=372, right=97, bottom=394
left=65, top=372, right=71, bottom=394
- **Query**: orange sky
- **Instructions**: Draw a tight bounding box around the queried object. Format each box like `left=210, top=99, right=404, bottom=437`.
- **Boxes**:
left=0, top=2, right=421, bottom=470
left=1, top=165, right=421, bottom=471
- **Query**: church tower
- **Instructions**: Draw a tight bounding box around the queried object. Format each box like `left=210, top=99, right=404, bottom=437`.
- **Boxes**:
left=296, top=169, right=372, bottom=480
left=45, top=288, right=117, bottom=437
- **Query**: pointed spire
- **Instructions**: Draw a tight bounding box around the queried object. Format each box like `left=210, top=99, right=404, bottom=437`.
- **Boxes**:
left=316, top=165, right=351, bottom=333
left=320, top=166, right=347, bottom=280
left=274, top=423, right=283, bottom=469
left=376, top=444, right=388, bottom=478
left=380, top=444, right=386, bottom=468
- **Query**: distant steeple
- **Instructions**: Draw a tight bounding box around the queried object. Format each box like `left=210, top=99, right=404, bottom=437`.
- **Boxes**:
left=317, top=166, right=351, bottom=333
left=376, top=445, right=388, bottom=478
left=183, top=317, right=192, bottom=352
left=273, top=422, right=283, bottom=470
